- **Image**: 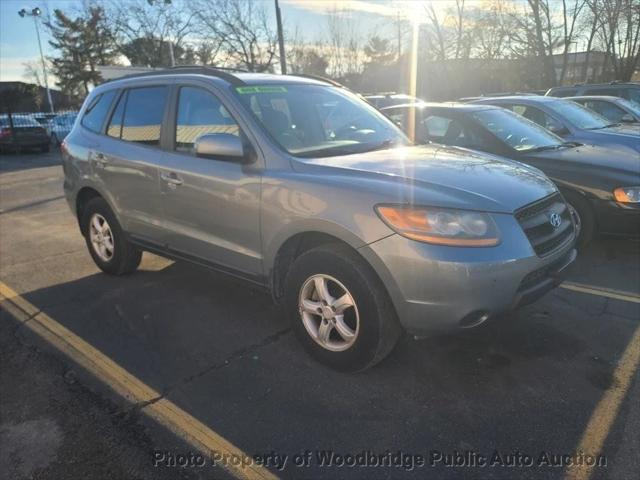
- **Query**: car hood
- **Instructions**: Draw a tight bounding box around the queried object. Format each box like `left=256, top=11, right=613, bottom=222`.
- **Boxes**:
left=527, top=143, right=640, bottom=173
left=298, top=144, right=557, bottom=213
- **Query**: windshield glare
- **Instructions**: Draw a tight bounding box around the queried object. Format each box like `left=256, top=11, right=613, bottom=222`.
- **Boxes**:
left=234, top=84, right=407, bottom=157
left=547, top=100, right=611, bottom=129
left=470, top=108, right=563, bottom=152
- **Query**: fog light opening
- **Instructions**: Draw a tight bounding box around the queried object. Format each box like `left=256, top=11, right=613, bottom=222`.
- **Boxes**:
left=459, top=311, right=490, bottom=329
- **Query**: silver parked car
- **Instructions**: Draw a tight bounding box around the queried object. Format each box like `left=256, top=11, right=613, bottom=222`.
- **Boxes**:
left=62, top=68, right=577, bottom=371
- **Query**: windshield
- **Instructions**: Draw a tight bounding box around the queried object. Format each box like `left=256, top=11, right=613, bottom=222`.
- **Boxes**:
left=618, top=98, right=640, bottom=117
left=546, top=100, right=612, bottom=129
left=470, top=108, right=564, bottom=152
left=233, top=84, right=407, bottom=157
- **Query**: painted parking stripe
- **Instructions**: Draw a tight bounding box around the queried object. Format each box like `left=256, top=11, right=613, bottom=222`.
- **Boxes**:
left=560, top=282, right=640, bottom=304
left=565, top=323, right=640, bottom=480
left=0, top=281, right=278, bottom=480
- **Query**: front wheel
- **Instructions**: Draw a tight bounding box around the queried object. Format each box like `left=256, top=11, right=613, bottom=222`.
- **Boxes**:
left=81, top=197, right=141, bottom=275
left=562, top=190, right=595, bottom=248
left=284, top=244, right=402, bottom=372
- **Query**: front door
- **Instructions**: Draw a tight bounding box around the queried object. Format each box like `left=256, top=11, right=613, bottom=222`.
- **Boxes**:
left=159, top=84, right=263, bottom=280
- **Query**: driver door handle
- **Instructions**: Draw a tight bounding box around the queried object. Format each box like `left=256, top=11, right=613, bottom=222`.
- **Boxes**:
left=160, top=171, right=184, bottom=187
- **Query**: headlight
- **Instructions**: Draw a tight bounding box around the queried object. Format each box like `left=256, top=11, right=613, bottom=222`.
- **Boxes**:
left=375, top=205, right=501, bottom=247
left=614, top=187, right=640, bottom=204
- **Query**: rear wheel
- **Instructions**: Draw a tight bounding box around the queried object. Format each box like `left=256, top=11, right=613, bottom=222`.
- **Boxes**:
left=284, top=243, right=402, bottom=371
left=562, top=190, right=595, bottom=247
left=81, top=197, right=141, bottom=275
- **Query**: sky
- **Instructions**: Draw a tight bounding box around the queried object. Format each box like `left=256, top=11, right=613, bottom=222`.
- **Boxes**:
left=0, top=0, right=475, bottom=84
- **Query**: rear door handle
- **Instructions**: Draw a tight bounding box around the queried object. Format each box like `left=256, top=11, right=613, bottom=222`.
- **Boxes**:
left=160, top=171, right=184, bottom=187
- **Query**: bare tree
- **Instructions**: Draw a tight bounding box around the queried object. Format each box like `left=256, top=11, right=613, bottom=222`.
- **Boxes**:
left=194, top=0, right=277, bottom=72
left=325, top=6, right=365, bottom=78
left=557, top=0, right=588, bottom=84
left=107, top=0, right=195, bottom=67
left=595, top=0, right=640, bottom=81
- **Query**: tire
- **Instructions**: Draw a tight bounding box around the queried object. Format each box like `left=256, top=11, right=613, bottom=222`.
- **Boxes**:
left=284, top=243, right=402, bottom=372
left=81, top=197, right=142, bottom=275
left=562, top=190, right=595, bottom=248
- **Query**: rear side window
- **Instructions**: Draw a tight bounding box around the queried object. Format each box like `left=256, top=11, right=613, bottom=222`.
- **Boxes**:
left=114, top=86, right=168, bottom=146
left=81, top=91, right=117, bottom=133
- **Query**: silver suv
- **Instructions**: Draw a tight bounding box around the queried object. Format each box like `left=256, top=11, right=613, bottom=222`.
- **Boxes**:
left=62, top=68, right=577, bottom=371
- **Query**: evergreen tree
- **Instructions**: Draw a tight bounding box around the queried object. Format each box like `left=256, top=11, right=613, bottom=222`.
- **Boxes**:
left=46, top=7, right=117, bottom=98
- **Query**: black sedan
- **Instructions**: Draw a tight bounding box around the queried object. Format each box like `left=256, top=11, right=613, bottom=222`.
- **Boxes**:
left=0, top=114, right=50, bottom=153
left=382, top=103, right=640, bottom=245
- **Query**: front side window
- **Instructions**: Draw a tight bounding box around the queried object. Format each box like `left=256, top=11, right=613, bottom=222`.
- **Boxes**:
left=419, top=113, right=491, bottom=150
left=117, top=86, right=168, bottom=146
left=508, top=104, right=563, bottom=131
left=81, top=90, right=117, bottom=133
left=470, top=108, right=564, bottom=152
left=175, top=87, right=239, bottom=154
left=233, top=84, right=407, bottom=158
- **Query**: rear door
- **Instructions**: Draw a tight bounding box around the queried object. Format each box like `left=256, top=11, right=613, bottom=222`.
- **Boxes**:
left=158, top=81, right=263, bottom=280
left=88, top=84, right=170, bottom=242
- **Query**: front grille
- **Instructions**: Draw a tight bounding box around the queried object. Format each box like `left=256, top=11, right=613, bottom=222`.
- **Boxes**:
left=515, top=193, right=574, bottom=257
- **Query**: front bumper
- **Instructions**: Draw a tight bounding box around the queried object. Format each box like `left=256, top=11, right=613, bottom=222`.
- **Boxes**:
left=358, top=212, right=577, bottom=336
left=593, top=199, right=640, bottom=237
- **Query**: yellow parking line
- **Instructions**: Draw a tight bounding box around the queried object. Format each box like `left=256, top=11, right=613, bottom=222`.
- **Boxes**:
left=565, top=324, right=640, bottom=480
left=560, top=282, right=640, bottom=304
left=0, top=281, right=278, bottom=480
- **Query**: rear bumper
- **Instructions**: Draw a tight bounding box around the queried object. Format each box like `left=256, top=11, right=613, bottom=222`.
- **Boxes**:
left=358, top=212, right=577, bottom=337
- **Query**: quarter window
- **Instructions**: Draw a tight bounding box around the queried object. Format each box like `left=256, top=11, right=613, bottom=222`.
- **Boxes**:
left=116, top=86, right=168, bottom=146
left=81, top=90, right=117, bottom=133
left=175, top=87, right=239, bottom=154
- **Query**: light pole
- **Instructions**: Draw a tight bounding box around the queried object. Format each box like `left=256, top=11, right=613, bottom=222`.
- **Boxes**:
left=274, top=0, right=286, bottom=74
left=19, top=7, right=54, bottom=113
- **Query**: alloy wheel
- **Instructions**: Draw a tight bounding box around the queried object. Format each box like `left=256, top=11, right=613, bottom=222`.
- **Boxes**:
left=298, top=274, right=360, bottom=352
left=89, top=213, right=115, bottom=262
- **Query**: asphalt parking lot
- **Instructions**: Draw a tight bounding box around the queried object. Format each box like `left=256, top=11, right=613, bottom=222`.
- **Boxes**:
left=1, top=150, right=639, bottom=480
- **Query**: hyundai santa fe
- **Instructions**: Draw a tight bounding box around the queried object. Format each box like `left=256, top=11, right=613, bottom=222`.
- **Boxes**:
left=62, top=67, right=577, bottom=371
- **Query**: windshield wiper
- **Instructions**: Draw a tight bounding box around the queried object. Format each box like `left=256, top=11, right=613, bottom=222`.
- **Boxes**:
left=295, top=139, right=399, bottom=158
left=524, top=144, right=563, bottom=153
left=588, top=123, right=620, bottom=130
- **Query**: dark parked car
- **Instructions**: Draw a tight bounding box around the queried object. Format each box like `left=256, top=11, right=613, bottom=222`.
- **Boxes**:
left=470, top=96, right=640, bottom=154
left=382, top=103, right=640, bottom=245
left=567, top=96, right=640, bottom=124
left=546, top=82, right=640, bottom=105
left=0, top=114, right=50, bottom=153
left=364, top=93, right=421, bottom=109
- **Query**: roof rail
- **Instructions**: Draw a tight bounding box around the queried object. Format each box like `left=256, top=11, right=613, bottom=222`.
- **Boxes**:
left=112, top=66, right=246, bottom=86
left=292, top=73, right=346, bottom=88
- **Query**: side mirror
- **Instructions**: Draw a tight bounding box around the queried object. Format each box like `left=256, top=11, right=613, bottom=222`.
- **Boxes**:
left=620, top=113, right=636, bottom=123
left=549, top=124, right=569, bottom=136
left=194, top=133, right=246, bottom=161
